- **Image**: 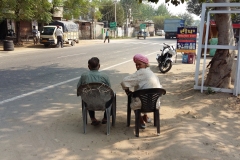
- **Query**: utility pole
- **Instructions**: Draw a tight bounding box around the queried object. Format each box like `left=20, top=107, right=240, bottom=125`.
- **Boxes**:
left=114, top=1, right=116, bottom=22
left=114, top=0, right=117, bottom=38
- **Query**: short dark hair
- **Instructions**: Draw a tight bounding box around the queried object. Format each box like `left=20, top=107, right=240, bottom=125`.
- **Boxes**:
left=88, top=57, right=99, bottom=69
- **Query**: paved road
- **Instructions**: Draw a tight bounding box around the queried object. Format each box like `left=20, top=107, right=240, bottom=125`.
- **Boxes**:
left=0, top=36, right=179, bottom=159
left=0, top=37, right=178, bottom=103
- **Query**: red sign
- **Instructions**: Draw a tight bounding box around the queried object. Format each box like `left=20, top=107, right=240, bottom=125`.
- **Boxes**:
left=177, top=34, right=197, bottom=38
left=177, top=40, right=196, bottom=42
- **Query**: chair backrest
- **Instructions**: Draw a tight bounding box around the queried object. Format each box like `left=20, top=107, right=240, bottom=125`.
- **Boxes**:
left=132, top=88, right=166, bottom=112
left=77, top=83, right=114, bottom=111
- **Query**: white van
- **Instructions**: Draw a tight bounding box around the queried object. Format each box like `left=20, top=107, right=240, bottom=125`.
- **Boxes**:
left=40, top=21, right=79, bottom=47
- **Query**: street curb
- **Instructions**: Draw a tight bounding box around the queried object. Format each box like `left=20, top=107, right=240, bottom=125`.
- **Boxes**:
left=0, top=39, right=104, bottom=53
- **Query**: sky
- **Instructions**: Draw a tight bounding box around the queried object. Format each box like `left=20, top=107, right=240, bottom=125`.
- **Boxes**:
left=152, top=0, right=200, bottom=20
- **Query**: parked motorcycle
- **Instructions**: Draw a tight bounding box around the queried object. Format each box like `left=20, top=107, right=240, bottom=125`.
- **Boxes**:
left=156, top=43, right=176, bottom=73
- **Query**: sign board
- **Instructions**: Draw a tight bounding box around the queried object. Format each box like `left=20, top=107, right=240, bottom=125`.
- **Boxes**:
left=110, top=22, right=117, bottom=28
left=176, top=26, right=197, bottom=53
left=110, top=27, right=116, bottom=31
left=140, top=24, right=146, bottom=29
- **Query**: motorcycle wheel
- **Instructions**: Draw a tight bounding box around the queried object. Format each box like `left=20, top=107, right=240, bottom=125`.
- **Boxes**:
left=159, top=60, right=172, bottom=73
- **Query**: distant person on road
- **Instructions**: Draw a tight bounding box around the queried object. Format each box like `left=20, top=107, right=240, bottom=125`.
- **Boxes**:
left=32, top=26, right=38, bottom=45
left=55, top=25, right=64, bottom=48
left=104, top=29, right=110, bottom=43
left=121, top=54, right=162, bottom=129
left=77, top=57, right=111, bottom=126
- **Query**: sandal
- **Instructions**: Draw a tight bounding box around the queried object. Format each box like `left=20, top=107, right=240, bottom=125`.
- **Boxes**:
left=102, top=118, right=107, bottom=124
left=140, top=123, right=146, bottom=129
left=140, top=117, right=146, bottom=129
left=142, top=115, right=152, bottom=123
left=91, top=119, right=100, bottom=126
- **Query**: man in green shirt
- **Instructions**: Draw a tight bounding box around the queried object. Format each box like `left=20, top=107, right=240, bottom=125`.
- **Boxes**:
left=77, top=57, right=111, bottom=126
left=104, top=29, right=110, bottom=43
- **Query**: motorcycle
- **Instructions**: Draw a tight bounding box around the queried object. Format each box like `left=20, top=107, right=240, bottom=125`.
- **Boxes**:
left=156, top=43, right=176, bottom=73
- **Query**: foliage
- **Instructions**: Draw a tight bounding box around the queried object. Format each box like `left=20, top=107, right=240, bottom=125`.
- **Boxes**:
left=52, top=0, right=64, bottom=6
left=33, top=0, right=53, bottom=23
left=86, top=0, right=102, bottom=21
left=0, top=0, right=52, bottom=23
left=186, top=0, right=202, bottom=16
left=120, top=0, right=141, bottom=21
left=99, top=0, right=124, bottom=26
left=178, top=12, right=194, bottom=26
left=206, top=87, right=215, bottom=94
left=134, top=3, right=155, bottom=21
left=138, top=0, right=159, bottom=3
left=186, top=0, right=240, bottom=22
left=63, top=0, right=89, bottom=20
left=164, top=0, right=184, bottom=6
left=137, top=0, right=184, bottom=6
left=155, top=3, right=171, bottom=16
left=152, top=16, right=166, bottom=30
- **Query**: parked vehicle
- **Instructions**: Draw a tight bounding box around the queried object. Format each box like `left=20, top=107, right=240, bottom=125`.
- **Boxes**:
left=164, top=19, right=185, bottom=39
left=156, top=30, right=165, bottom=36
left=40, top=20, right=79, bottom=47
left=137, top=30, right=146, bottom=39
left=156, top=43, right=176, bottom=73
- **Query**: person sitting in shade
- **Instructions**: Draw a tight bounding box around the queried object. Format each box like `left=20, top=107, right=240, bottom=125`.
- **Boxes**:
left=77, top=57, right=111, bottom=126
left=121, top=54, right=162, bottom=129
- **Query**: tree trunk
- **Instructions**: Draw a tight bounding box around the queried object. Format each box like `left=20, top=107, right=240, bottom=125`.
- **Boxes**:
left=15, top=6, right=21, bottom=45
left=16, top=21, right=21, bottom=44
left=205, top=0, right=236, bottom=88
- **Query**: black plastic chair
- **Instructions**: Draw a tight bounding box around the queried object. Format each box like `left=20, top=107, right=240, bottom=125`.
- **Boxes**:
left=77, top=83, right=116, bottom=135
left=127, top=88, right=166, bottom=137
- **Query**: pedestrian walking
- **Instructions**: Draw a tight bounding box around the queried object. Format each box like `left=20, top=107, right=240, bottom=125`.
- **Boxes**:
left=104, top=29, right=110, bottom=43
left=55, top=25, right=64, bottom=48
left=32, top=26, right=38, bottom=45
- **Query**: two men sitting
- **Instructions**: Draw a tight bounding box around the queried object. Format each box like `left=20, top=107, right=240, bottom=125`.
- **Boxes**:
left=77, top=55, right=162, bottom=128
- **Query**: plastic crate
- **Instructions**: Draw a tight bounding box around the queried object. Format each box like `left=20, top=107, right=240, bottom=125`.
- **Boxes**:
left=182, top=54, right=188, bottom=63
left=188, top=54, right=195, bottom=64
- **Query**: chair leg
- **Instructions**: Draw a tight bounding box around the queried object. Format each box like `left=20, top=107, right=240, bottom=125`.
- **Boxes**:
left=106, top=107, right=111, bottom=135
left=154, top=111, right=156, bottom=126
left=127, top=95, right=131, bottom=127
left=82, top=101, right=87, bottom=124
left=155, top=110, right=160, bottom=136
left=135, top=110, right=140, bottom=137
left=86, top=108, right=88, bottom=124
left=112, top=94, right=116, bottom=127
left=82, top=106, right=87, bottom=134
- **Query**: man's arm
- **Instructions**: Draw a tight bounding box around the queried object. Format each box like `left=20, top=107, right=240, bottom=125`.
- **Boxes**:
left=121, top=72, right=138, bottom=90
left=124, top=88, right=132, bottom=96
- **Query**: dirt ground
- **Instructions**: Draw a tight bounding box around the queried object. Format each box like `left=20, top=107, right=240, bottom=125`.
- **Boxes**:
left=0, top=40, right=240, bottom=160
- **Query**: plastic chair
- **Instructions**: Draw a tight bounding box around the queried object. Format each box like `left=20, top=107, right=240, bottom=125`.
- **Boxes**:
left=127, top=88, right=166, bottom=137
left=77, top=83, right=116, bottom=135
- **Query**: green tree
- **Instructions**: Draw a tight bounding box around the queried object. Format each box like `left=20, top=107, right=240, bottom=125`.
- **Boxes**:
left=155, top=3, right=171, bottom=16
left=0, top=0, right=52, bottom=43
left=120, top=0, right=141, bottom=22
left=88, top=0, right=102, bottom=39
left=62, top=0, right=89, bottom=20
left=152, top=16, right=165, bottom=30
left=99, top=0, right=124, bottom=27
left=177, top=12, right=194, bottom=26
left=134, top=3, right=155, bottom=21
left=186, top=0, right=202, bottom=16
